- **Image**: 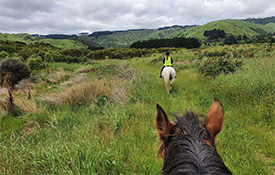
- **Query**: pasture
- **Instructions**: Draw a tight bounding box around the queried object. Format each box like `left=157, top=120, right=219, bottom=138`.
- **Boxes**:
left=0, top=44, right=274, bottom=174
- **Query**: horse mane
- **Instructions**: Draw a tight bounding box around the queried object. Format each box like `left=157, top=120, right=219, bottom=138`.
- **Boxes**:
left=161, top=111, right=231, bottom=174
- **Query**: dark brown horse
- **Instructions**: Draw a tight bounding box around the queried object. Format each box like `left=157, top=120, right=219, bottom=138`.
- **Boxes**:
left=155, top=98, right=232, bottom=174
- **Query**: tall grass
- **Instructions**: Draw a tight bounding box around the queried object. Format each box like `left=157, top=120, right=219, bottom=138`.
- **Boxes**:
left=213, top=56, right=275, bottom=125
left=0, top=45, right=274, bottom=174
left=43, top=80, right=108, bottom=105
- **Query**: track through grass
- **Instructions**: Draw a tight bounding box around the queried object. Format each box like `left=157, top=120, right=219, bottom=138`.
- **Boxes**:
left=0, top=53, right=274, bottom=174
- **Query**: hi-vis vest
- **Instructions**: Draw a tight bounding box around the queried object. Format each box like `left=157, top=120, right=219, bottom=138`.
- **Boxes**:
left=164, top=57, right=172, bottom=66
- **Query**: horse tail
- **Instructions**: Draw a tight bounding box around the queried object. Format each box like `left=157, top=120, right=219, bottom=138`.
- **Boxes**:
left=165, top=69, right=171, bottom=93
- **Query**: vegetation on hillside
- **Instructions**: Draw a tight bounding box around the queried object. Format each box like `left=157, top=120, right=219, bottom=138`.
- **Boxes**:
left=0, top=40, right=157, bottom=67
left=243, top=16, right=275, bottom=25
left=87, top=19, right=275, bottom=48
left=1, top=18, right=275, bottom=49
left=0, top=34, right=89, bottom=50
left=0, top=42, right=274, bottom=174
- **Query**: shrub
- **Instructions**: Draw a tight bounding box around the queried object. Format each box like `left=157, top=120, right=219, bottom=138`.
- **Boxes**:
left=0, top=58, right=31, bottom=87
left=0, top=58, right=31, bottom=112
left=198, top=57, right=243, bottom=77
left=27, top=56, right=45, bottom=71
left=51, top=51, right=64, bottom=62
left=44, top=52, right=54, bottom=62
left=0, top=51, right=9, bottom=60
left=0, top=45, right=16, bottom=54
left=60, top=49, right=83, bottom=57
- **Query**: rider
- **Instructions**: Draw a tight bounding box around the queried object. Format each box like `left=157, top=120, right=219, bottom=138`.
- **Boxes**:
left=159, top=51, right=176, bottom=78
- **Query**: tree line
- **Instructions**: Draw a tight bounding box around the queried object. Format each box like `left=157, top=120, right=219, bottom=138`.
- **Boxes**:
left=203, top=29, right=275, bottom=45
left=130, top=37, right=201, bottom=49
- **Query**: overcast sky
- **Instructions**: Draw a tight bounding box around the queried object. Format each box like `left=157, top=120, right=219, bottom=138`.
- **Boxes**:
left=0, top=0, right=274, bottom=34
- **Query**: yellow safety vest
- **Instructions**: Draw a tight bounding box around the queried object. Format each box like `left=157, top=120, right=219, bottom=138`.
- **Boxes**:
left=164, top=57, right=172, bottom=66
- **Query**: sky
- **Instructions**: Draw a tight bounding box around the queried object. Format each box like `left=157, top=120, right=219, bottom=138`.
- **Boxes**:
left=0, top=0, right=275, bottom=35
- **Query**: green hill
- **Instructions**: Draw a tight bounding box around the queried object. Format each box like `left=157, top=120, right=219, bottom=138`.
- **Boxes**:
left=1, top=18, right=275, bottom=49
left=88, top=26, right=190, bottom=48
left=243, top=16, right=275, bottom=25
left=89, top=19, right=274, bottom=48
left=265, top=22, right=275, bottom=32
left=180, top=19, right=274, bottom=39
left=0, top=33, right=88, bottom=49
left=0, top=33, right=38, bottom=44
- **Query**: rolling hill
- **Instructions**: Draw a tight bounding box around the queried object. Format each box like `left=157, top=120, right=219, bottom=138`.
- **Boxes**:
left=0, top=33, right=89, bottom=50
left=0, top=33, right=105, bottom=50
left=1, top=17, right=275, bottom=49
left=172, top=19, right=275, bottom=39
left=243, top=16, right=275, bottom=25
left=87, top=25, right=194, bottom=48
left=89, top=19, right=275, bottom=48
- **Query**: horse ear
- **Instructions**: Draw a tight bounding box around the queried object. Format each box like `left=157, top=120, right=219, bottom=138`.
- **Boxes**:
left=205, top=98, right=224, bottom=140
left=155, top=104, right=174, bottom=142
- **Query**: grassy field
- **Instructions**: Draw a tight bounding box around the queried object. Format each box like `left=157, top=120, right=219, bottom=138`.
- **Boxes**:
left=0, top=44, right=274, bottom=174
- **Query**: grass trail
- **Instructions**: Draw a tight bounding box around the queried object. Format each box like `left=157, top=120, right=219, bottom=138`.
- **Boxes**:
left=130, top=57, right=215, bottom=114
left=0, top=55, right=274, bottom=174
left=129, top=55, right=274, bottom=174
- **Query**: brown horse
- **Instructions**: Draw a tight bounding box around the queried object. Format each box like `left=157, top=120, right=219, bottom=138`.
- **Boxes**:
left=154, top=98, right=231, bottom=174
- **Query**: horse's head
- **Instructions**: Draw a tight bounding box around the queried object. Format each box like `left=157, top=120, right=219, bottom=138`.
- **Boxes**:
left=154, top=98, right=231, bottom=174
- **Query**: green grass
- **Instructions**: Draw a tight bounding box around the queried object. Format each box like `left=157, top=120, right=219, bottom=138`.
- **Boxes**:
left=0, top=45, right=274, bottom=174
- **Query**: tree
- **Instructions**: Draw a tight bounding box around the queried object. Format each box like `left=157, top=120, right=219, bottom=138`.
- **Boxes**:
left=0, top=58, right=30, bottom=111
left=130, top=37, right=201, bottom=49
left=203, top=29, right=226, bottom=40
left=224, top=35, right=237, bottom=45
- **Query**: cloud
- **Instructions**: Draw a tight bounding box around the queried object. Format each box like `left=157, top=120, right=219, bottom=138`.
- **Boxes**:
left=0, top=0, right=274, bottom=34
left=0, top=0, right=55, bottom=19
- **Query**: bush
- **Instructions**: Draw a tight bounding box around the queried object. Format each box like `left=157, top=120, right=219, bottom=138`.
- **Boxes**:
left=51, top=51, right=64, bottom=62
left=0, top=51, right=9, bottom=60
left=198, top=57, right=243, bottom=77
left=60, top=49, right=83, bottom=57
left=0, top=58, right=31, bottom=87
left=44, top=52, right=54, bottom=62
left=27, top=56, right=45, bottom=71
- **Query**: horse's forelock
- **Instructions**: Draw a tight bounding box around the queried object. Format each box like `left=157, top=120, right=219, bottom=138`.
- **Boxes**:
left=161, top=111, right=231, bottom=174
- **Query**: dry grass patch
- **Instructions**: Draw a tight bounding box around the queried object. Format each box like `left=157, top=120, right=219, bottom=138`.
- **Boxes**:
left=60, top=74, right=88, bottom=86
left=108, top=80, right=128, bottom=105
left=14, top=97, right=43, bottom=114
left=46, top=68, right=70, bottom=83
left=0, top=88, right=8, bottom=96
left=77, top=65, right=95, bottom=73
left=0, top=97, right=9, bottom=110
left=44, top=80, right=109, bottom=105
